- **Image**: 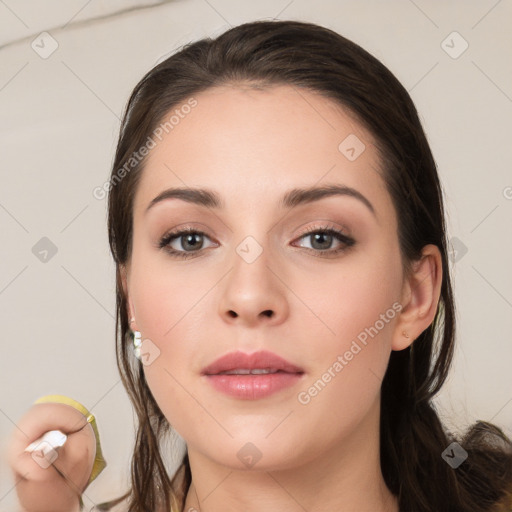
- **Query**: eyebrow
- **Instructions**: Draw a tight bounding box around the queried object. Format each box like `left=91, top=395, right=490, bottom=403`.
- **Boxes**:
left=145, top=183, right=376, bottom=217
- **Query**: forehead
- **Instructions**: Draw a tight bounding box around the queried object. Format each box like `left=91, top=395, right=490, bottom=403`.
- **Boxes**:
left=133, top=84, right=391, bottom=221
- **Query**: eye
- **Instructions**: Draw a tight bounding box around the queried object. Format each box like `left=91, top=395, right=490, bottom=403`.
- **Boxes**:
left=158, top=227, right=216, bottom=259
left=293, top=225, right=355, bottom=257
left=158, top=224, right=355, bottom=260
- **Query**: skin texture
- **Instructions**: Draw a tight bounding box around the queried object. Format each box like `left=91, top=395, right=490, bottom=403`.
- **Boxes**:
left=121, top=84, right=442, bottom=512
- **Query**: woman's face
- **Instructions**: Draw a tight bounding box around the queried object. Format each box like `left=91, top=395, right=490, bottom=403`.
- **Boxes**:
left=122, top=84, right=407, bottom=470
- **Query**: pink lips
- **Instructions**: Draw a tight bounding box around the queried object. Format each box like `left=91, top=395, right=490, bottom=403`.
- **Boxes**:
left=201, top=350, right=305, bottom=400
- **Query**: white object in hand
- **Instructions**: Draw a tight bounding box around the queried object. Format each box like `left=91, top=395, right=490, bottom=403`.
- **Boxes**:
left=25, top=430, right=68, bottom=453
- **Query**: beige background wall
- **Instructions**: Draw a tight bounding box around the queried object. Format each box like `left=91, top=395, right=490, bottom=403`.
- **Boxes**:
left=1, top=1, right=511, bottom=509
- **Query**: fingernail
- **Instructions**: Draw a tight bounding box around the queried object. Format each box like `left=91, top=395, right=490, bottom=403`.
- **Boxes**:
left=25, top=430, right=67, bottom=452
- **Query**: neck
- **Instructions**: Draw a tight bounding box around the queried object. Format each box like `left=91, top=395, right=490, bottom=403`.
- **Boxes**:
left=182, top=399, right=398, bottom=512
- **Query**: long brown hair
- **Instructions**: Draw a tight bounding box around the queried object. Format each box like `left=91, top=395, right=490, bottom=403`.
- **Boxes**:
left=99, top=20, right=512, bottom=512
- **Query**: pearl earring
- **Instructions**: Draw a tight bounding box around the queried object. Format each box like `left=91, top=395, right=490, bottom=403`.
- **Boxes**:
left=130, top=317, right=142, bottom=360
left=132, top=330, right=142, bottom=360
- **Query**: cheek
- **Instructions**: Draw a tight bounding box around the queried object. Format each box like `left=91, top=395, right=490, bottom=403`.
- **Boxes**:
left=292, top=247, right=401, bottom=422
left=129, top=246, right=206, bottom=342
left=143, top=360, right=195, bottom=435
left=128, top=251, right=213, bottom=431
left=296, top=245, right=402, bottom=364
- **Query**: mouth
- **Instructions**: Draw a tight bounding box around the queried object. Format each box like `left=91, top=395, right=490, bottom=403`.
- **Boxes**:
left=201, top=350, right=305, bottom=400
left=201, top=349, right=304, bottom=375
left=215, top=368, right=286, bottom=375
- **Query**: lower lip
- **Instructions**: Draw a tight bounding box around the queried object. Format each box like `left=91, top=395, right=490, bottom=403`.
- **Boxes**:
left=204, top=372, right=304, bottom=400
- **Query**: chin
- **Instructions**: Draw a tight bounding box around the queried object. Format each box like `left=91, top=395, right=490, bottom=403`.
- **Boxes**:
left=196, top=436, right=305, bottom=472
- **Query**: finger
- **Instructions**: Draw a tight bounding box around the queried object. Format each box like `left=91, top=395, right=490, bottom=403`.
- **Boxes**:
left=10, top=422, right=95, bottom=489
left=8, top=404, right=90, bottom=480
left=25, top=430, right=68, bottom=453
left=51, top=423, right=97, bottom=494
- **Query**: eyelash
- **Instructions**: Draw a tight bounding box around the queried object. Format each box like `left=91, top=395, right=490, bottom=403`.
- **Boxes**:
left=158, top=224, right=355, bottom=260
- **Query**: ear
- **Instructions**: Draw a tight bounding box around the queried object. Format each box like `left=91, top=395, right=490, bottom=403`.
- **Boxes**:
left=392, top=244, right=443, bottom=351
left=120, top=263, right=139, bottom=332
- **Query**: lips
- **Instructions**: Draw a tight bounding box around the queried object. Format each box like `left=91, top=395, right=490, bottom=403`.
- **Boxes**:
left=201, top=350, right=305, bottom=400
left=201, top=350, right=304, bottom=376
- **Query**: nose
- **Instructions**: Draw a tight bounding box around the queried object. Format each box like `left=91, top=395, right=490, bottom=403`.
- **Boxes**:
left=217, top=242, right=289, bottom=328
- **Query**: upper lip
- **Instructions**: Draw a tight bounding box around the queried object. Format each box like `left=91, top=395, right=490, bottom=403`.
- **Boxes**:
left=201, top=350, right=304, bottom=375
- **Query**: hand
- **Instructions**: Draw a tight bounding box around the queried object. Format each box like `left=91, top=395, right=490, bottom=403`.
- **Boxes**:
left=7, top=402, right=97, bottom=512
